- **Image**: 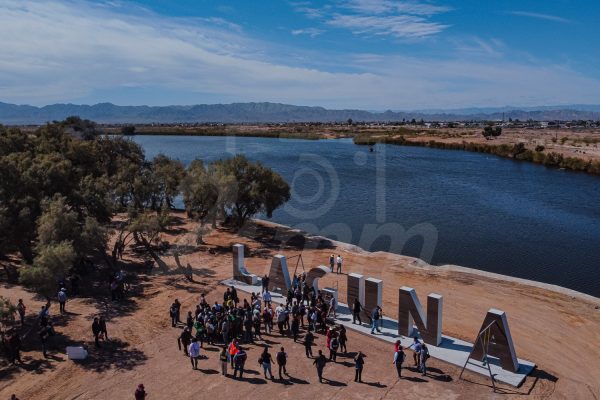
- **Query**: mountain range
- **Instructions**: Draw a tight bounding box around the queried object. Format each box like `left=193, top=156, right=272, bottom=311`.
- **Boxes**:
left=1, top=101, right=599, bottom=124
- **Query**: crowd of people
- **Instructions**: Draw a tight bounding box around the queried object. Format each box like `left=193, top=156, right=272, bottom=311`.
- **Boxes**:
left=168, top=273, right=435, bottom=388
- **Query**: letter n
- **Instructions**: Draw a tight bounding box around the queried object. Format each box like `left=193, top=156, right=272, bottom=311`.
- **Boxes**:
left=398, top=286, right=443, bottom=346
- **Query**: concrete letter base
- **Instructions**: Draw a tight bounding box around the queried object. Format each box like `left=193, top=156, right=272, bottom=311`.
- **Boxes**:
left=232, top=244, right=257, bottom=285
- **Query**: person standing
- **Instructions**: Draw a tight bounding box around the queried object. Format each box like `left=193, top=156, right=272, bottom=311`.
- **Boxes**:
left=169, top=302, right=178, bottom=327
left=186, top=311, right=194, bottom=331
left=276, top=347, right=288, bottom=379
left=304, top=330, right=314, bottom=358
left=329, top=254, right=335, bottom=271
left=327, top=296, right=337, bottom=319
left=39, top=322, right=54, bottom=357
left=233, top=347, right=247, bottom=379
left=259, top=347, right=274, bottom=379
left=291, top=314, right=300, bottom=342
left=329, top=334, right=339, bottom=362
left=16, top=299, right=26, bottom=326
left=262, top=290, right=272, bottom=308
left=58, top=288, right=67, bottom=314
left=313, top=350, right=327, bottom=383
left=92, top=317, right=101, bottom=347
left=7, top=331, right=22, bottom=364
left=134, top=384, right=146, bottom=400
left=420, top=343, right=430, bottom=376
left=336, top=255, right=342, bottom=274
left=393, top=344, right=406, bottom=378
left=411, top=337, right=422, bottom=370
left=174, top=299, right=182, bottom=324
left=275, top=304, right=286, bottom=335
left=352, top=298, right=362, bottom=325
left=99, top=316, right=108, bottom=340
left=261, top=274, right=269, bottom=294
left=354, top=351, right=365, bottom=383
left=228, top=339, right=239, bottom=368
left=338, top=326, right=347, bottom=354
left=370, top=306, right=381, bottom=334
left=188, top=338, right=201, bottom=370
left=178, top=328, right=192, bottom=356
left=219, top=346, right=228, bottom=376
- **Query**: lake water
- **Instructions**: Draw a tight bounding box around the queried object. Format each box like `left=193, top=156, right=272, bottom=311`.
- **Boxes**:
left=132, top=135, right=600, bottom=297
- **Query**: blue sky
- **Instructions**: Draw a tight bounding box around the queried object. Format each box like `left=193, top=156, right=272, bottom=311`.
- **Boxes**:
left=0, top=0, right=599, bottom=109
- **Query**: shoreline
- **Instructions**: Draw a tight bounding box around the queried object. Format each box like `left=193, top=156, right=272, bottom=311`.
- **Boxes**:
left=355, top=136, right=600, bottom=177
left=256, top=218, right=600, bottom=305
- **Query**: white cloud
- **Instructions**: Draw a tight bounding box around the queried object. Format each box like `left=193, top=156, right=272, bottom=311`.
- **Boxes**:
left=294, top=0, right=449, bottom=39
left=291, top=28, right=325, bottom=37
left=0, top=0, right=598, bottom=109
left=509, top=11, right=571, bottom=23
left=342, top=0, right=449, bottom=16
left=327, top=14, right=448, bottom=38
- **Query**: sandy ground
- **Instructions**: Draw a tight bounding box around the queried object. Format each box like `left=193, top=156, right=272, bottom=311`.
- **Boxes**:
left=1, top=216, right=599, bottom=399
left=403, top=128, right=600, bottom=162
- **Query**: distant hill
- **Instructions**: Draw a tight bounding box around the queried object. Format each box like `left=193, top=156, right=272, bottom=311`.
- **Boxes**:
left=1, top=101, right=599, bottom=124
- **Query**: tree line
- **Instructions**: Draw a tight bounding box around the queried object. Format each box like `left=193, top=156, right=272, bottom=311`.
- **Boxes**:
left=0, top=117, right=290, bottom=299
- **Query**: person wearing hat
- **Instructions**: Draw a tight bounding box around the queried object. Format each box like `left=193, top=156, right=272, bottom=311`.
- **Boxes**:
left=134, top=384, right=146, bottom=400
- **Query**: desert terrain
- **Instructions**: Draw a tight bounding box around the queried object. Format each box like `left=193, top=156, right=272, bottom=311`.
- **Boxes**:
left=1, top=215, right=599, bottom=399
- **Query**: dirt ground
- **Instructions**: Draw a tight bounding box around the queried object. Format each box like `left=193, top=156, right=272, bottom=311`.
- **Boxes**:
left=1, top=216, right=599, bottom=399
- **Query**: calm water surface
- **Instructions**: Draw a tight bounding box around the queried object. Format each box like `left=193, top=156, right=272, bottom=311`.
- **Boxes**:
left=132, top=136, right=600, bottom=297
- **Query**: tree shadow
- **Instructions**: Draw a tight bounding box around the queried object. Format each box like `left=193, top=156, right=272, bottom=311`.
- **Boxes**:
left=77, top=338, right=147, bottom=372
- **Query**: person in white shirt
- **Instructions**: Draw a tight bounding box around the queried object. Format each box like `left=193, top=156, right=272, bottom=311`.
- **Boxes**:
left=188, top=338, right=201, bottom=370
left=275, top=305, right=286, bottom=335
left=336, top=255, right=343, bottom=274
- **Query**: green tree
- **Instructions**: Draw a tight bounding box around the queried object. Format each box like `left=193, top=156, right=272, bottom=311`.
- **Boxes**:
left=0, top=297, right=17, bottom=334
left=211, top=155, right=290, bottom=227
left=181, top=159, right=220, bottom=224
left=149, top=154, right=185, bottom=209
left=20, top=241, right=76, bottom=299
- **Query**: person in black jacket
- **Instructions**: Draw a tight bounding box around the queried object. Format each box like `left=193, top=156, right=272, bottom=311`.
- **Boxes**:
left=352, top=298, right=362, bottom=325
left=313, top=350, right=327, bottom=383
left=99, top=316, right=108, bottom=340
left=276, top=347, right=288, bottom=379
left=178, top=327, right=192, bottom=356
left=304, top=330, right=314, bottom=358
left=92, top=317, right=102, bottom=347
left=354, top=351, right=365, bottom=382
